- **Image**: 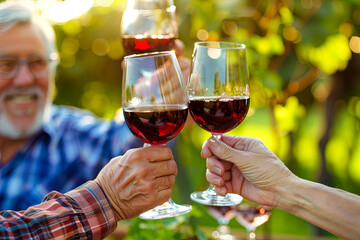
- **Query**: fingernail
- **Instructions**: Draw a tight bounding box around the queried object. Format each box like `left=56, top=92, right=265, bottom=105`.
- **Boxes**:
left=213, top=179, right=220, bottom=185
left=219, top=189, right=226, bottom=196
left=209, top=136, right=220, bottom=146
left=213, top=167, right=222, bottom=175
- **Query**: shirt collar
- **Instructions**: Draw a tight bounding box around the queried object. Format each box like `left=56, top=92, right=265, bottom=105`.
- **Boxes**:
left=42, top=104, right=58, bottom=138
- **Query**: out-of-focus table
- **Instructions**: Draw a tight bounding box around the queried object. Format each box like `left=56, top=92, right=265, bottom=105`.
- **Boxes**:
left=106, top=224, right=339, bottom=240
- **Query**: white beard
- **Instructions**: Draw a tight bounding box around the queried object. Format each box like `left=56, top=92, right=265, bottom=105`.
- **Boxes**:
left=0, top=87, right=50, bottom=139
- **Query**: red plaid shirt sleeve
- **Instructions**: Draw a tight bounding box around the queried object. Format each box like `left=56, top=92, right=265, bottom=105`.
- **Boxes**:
left=0, top=181, right=117, bottom=239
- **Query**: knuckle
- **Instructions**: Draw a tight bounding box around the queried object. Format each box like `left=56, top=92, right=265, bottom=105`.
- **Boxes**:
left=167, top=160, right=177, bottom=175
left=221, top=145, right=233, bottom=159
left=139, top=181, right=153, bottom=194
left=163, top=189, right=172, bottom=200
left=125, top=149, right=141, bottom=163
left=164, top=146, right=173, bottom=157
left=168, top=175, right=176, bottom=186
left=249, top=136, right=261, bottom=146
left=206, top=158, right=212, bottom=169
left=205, top=169, right=212, bottom=182
left=137, top=168, right=148, bottom=179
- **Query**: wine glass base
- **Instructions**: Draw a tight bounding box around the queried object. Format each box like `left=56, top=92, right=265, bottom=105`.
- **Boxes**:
left=191, top=191, right=243, bottom=206
left=212, top=231, right=237, bottom=240
left=139, top=202, right=192, bottom=219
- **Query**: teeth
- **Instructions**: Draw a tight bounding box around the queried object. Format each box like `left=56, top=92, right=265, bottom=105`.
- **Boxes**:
left=8, top=94, right=37, bottom=103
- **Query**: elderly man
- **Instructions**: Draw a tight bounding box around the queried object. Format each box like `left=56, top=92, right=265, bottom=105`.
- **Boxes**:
left=0, top=1, right=188, bottom=211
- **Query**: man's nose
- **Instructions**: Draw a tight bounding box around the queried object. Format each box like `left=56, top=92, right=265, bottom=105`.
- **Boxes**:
left=12, top=64, right=35, bottom=86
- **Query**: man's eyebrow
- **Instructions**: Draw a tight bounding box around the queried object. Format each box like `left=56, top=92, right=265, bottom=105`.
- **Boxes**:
left=0, top=54, right=48, bottom=60
left=0, top=54, right=17, bottom=59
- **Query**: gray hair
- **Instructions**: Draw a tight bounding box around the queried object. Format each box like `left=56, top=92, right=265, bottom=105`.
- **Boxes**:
left=0, top=1, right=59, bottom=71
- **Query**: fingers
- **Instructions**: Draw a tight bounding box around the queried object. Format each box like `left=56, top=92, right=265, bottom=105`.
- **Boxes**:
left=156, top=188, right=173, bottom=205
left=155, top=174, right=176, bottom=191
left=162, top=77, right=188, bottom=104
left=174, top=39, right=185, bottom=58
left=219, top=135, right=249, bottom=149
left=202, top=135, right=264, bottom=156
left=220, top=135, right=268, bottom=154
left=143, top=146, right=173, bottom=162
left=201, top=136, right=238, bottom=163
left=206, top=156, right=223, bottom=174
left=213, top=186, right=228, bottom=196
left=95, top=147, right=179, bottom=221
left=206, top=168, right=231, bottom=186
left=201, top=139, right=213, bottom=158
left=174, top=39, right=191, bottom=84
left=206, top=169, right=223, bottom=186
left=178, top=57, right=191, bottom=84
left=153, top=160, right=178, bottom=178
left=206, top=155, right=233, bottom=171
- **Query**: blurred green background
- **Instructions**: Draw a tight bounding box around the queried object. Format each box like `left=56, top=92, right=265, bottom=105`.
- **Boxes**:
left=4, top=0, right=360, bottom=238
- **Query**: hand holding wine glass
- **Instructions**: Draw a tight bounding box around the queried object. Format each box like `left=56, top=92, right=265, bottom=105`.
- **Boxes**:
left=121, top=0, right=177, bottom=56
left=202, top=135, right=360, bottom=240
left=201, top=135, right=295, bottom=207
left=187, top=42, right=250, bottom=206
left=122, top=51, right=191, bottom=219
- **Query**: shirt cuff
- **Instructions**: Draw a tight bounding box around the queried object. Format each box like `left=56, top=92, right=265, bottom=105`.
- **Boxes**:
left=66, top=181, right=118, bottom=239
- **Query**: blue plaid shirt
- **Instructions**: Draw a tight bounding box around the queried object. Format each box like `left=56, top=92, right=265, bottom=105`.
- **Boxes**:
left=0, top=104, right=141, bottom=211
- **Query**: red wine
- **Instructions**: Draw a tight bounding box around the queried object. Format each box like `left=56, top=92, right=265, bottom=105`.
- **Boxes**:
left=124, top=105, right=188, bottom=144
left=188, top=96, right=249, bottom=134
left=121, top=35, right=176, bottom=56
left=232, top=204, right=271, bottom=229
left=207, top=206, right=234, bottom=221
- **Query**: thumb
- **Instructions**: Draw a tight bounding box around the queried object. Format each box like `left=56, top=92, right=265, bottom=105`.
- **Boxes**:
left=202, top=136, right=241, bottom=164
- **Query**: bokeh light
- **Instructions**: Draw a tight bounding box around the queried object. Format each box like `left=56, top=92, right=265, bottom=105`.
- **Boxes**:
left=197, top=29, right=209, bottom=41
left=92, top=38, right=110, bottom=56
left=222, top=20, right=238, bottom=36
left=349, top=36, right=360, bottom=53
left=62, top=37, right=79, bottom=55
left=301, top=0, right=313, bottom=9
left=94, top=0, right=113, bottom=7
left=108, top=40, right=124, bottom=60
left=37, top=0, right=94, bottom=23
left=283, top=26, right=299, bottom=42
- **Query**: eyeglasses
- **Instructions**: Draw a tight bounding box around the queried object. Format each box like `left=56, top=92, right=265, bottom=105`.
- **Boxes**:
left=0, top=56, right=53, bottom=80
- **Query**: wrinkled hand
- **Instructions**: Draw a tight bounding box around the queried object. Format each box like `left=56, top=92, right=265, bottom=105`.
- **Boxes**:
left=174, top=39, right=191, bottom=82
left=95, top=146, right=177, bottom=220
left=201, top=135, right=297, bottom=207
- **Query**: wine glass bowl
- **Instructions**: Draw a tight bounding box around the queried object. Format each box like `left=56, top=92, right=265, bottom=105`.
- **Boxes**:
left=207, top=206, right=237, bottom=240
left=121, top=0, right=178, bottom=55
left=187, top=41, right=250, bottom=206
left=232, top=204, right=272, bottom=240
left=122, top=50, right=191, bottom=219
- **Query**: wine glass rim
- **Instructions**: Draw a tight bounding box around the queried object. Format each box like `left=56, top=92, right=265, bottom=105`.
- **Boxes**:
left=195, top=41, right=246, bottom=49
left=124, top=50, right=175, bottom=59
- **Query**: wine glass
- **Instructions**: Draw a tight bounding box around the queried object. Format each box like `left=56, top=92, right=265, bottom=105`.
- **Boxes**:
left=187, top=41, right=250, bottom=206
left=232, top=203, right=272, bottom=240
left=207, top=206, right=237, bottom=240
left=122, top=50, right=192, bottom=219
left=121, top=0, right=178, bottom=56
